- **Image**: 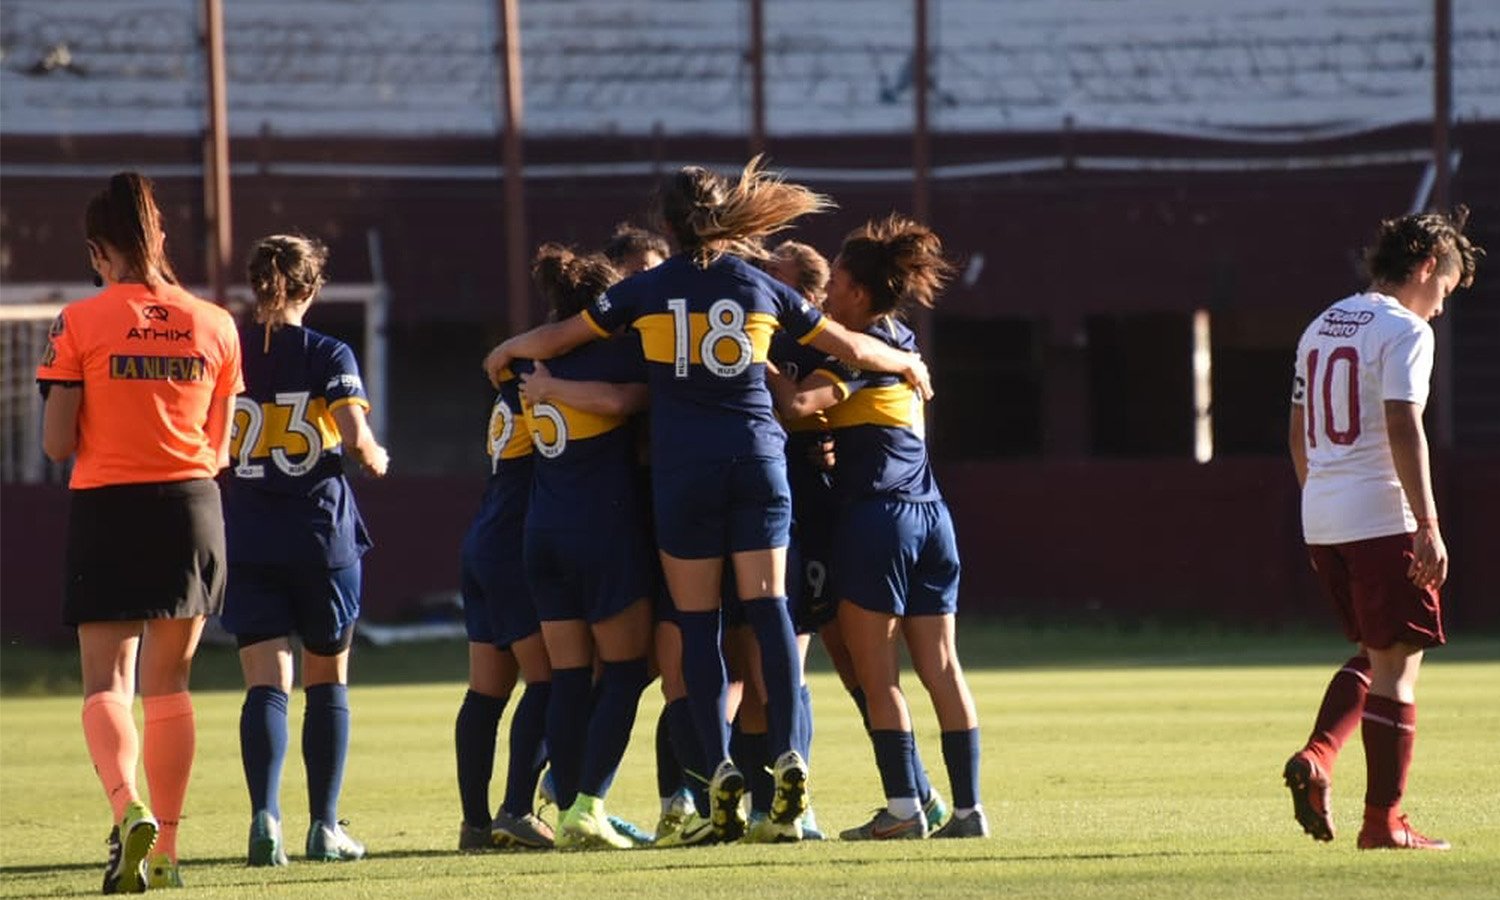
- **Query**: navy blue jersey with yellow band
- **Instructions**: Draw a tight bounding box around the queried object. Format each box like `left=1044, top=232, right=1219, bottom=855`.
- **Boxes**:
left=814, top=317, right=940, bottom=504
left=518, top=334, right=648, bottom=531
left=580, top=254, right=827, bottom=468
left=224, top=323, right=373, bottom=568
left=463, top=365, right=534, bottom=557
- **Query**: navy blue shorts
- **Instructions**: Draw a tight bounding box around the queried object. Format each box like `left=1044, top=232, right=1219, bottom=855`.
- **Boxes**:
left=221, top=561, right=361, bottom=647
left=789, top=481, right=837, bottom=634
left=461, top=551, right=539, bottom=647
left=834, top=498, right=959, bottom=617
left=525, top=525, right=652, bottom=624
left=653, top=457, right=791, bottom=560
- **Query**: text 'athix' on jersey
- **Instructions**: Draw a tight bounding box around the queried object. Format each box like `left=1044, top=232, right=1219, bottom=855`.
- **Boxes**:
left=109, top=354, right=207, bottom=381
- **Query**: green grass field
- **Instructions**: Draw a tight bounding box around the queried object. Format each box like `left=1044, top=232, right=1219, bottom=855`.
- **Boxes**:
left=2, top=624, right=1497, bottom=898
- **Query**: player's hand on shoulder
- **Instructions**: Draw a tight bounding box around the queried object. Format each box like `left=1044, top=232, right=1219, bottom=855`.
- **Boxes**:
left=483, top=341, right=514, bottom=388
left=904, top=353, right=933, bottom=401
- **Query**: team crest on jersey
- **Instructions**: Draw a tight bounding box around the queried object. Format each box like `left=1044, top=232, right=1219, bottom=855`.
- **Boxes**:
left=1317, top=308, right=1375, bottom=338
left=327, top=373, right=364, bottom=393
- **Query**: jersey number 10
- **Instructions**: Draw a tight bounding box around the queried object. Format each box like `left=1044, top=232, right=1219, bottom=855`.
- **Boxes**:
left=1304, top=346, right=1361, bottom=447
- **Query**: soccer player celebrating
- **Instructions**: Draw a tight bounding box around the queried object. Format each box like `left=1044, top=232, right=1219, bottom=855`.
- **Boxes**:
left=483, top=157, right=932, bottom=842
left=767, top=215, right=987, bottom=840
left=514, top=245, right=654, bottom=849
left=221, top=235, right=389, bottom=865
left=38, top=172, right=243, bottom=892
left=454, top=329, right=554, bottom=851
left=1283, top=208, right=1482, bottom=850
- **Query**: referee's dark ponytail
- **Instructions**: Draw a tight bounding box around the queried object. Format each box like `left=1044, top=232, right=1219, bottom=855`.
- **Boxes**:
left=246, top=234, right=328, bottom=351
left=84, top=171, right=179, bottom=290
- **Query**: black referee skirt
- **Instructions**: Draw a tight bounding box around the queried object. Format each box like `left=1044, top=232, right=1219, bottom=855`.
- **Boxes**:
left=64, top=477, right=227, bottom=626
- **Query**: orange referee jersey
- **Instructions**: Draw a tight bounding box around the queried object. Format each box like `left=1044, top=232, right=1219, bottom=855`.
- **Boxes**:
left=35, top=283, right=244, bottom=489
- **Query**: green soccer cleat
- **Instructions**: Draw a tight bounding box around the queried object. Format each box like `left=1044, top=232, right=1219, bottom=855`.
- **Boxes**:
left=708, top=760, right=748, bottom=842
left=248, top=810, right=290, bottom=866
left=306, top=819, right=365, bottom=861
left=491, top=810, right=555, bottom=850
left=557, top=795, right=634, bottom=850
left=932, top=808, right=990, bottom=839
left=655, top=788, right=694, bottom=839
left=102, top=801, right=158, bottom=894
left=145, top=852, right=183, bottom=889
left=769, top=750, right=809, bottom=826
left=653, top=812, right=719, bottom=849
left=743, top=810, right=801, bottom=844
left=922, top=790, right=950, bottom=831
left=840, top=807, right=929, bottom=841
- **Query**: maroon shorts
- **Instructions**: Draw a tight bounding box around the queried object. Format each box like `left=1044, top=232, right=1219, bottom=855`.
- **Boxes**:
left=1307, top=532, right=1445, bottom=650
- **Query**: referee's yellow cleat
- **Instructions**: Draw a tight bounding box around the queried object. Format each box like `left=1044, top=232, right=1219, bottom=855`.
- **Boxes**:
left=102, top=801, right=158, bottom=895
left=145, top=852, right=183, bottom=889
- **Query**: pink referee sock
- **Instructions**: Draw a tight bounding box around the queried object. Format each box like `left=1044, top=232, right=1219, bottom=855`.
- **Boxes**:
left=82, top=691, right=141, bottom=822
left=143, top=692, right=196, bottom=861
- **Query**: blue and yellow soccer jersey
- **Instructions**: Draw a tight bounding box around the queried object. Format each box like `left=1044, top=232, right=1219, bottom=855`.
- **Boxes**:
left=580, top=255, right=826, bottom=467
left=224, top=324, right=373, bottom=568
left=464, top=366, right=534, bottom=555
left=814, top=318, right=939, bottom=504
left=519, top=334, right=648, bottom=531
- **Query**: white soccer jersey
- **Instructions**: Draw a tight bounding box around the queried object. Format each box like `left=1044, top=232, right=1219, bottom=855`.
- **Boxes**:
left=1291, top=292, right=1434, bottom=545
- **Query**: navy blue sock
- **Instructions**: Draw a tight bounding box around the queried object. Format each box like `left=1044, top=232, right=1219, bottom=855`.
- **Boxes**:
left=796, top=683, right=814, bottom=763
left=454, top=689, right=508, bottom=828
left=870, top=729, right=919, bottom=803
left=677, top=610, right=730, bottom=768
left=545, top=667, right=592, bottom=809
left=240, top=685, right=289, bottom=819
left=655, top=704, right=681, bottom=799
left=579, top=658, right=649, bottom=798
left=666, top=697, right=710, bottom=815
left=941, top=728, right=982, bottom=810
left=744, top=596, right=799, bottom=758
left=732, top=725, right=773, bottom=813
left=501, top=681, right=549, bottom=816
left=852, top=685, right=933, bottom=804
left=303, top=683, right=350, bottom=826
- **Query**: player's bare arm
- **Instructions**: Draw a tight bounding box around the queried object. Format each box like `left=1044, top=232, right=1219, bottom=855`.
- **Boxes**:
left=332, top=403, right=390, bottom=478
left=483, top=315, right=601, bottom=387
left=205, top=394, right=236, bottom=471
left=518, top=360, right=648, bottom=417
left=807, top=321, right=932, bottom=401
left=41, top=384, right=82, bottom=462
left=1384, top=399, right=1446, bottom=589
left=1287, top=405, right=1308, bottom=489
left=767, top=370, right=841, bottom=422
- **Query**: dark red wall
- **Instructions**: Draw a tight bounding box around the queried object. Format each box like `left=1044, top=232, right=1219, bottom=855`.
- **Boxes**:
left=5, top=454, right=1495, bottom=643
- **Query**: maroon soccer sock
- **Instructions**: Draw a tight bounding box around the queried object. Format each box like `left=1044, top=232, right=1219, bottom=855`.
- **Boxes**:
left=1302, top=655, right=1371, bottom=773
left=1361, top=694, right=1416, bottom=811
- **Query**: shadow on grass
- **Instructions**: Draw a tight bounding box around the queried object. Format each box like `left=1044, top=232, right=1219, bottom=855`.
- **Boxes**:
left=5, top=618, right=1498, bottom=696
left=0, top=844, right=1282, bottom=882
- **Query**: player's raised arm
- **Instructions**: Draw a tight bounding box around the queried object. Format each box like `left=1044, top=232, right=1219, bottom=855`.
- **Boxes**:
left=483, top=315, right=601, bottom=387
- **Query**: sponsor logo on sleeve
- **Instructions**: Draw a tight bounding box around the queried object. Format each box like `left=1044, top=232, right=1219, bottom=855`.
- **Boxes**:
left=594, top=293, right=612, bottom=313
left=49, top=314, right=65, bottom=337
left=327, top=373, right=364, bottom=393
